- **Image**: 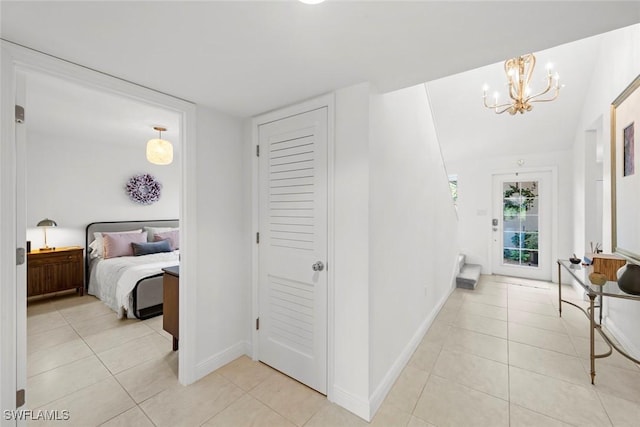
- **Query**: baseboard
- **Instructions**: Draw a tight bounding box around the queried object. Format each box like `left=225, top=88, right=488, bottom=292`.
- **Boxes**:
left=330, top=385, right=371, bottom=422
left=194, top=340, right=251, bottom=380
left=368, top=286, right=452, bottom=420
left=603, top=317, right=640, bottom=361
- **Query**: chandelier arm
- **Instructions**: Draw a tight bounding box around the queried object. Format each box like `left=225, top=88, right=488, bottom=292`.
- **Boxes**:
left=484, top=96, right=515, bottom=114
left=483, top=97, right=514, bottom=110
left=524, top=76, right=554, bottom=102
left=528, top=90, right=560, bottom=104
left=494, top=105, right=515, bottom=114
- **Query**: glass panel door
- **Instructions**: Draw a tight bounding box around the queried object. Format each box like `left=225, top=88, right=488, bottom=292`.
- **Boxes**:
left=493, top=171, right=551, bottom=281
left=502, top=181, right=539, bottom=267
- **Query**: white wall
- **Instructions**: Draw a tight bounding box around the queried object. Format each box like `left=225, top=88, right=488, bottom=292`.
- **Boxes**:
left=249, top=82, right=460, bottom=421
left=193, top=106, right=249, bottom=375
left=447, top=150, right=573, bottom=283
left=368, top=84, right=459, bottom=414
left=25, top=130, right=180, bottom=249
left=332, top=83, right=371, bottom=415
left=571, top=23, right=640, bottom=358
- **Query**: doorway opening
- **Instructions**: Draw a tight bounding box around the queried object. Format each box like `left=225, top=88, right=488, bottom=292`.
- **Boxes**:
left=1, top=40, right=196, bottom=418
left=23, top=69, right=183, bottom=412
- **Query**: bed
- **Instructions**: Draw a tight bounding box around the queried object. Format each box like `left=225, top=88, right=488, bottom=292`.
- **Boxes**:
left=86, top=219, right=179, bottom=319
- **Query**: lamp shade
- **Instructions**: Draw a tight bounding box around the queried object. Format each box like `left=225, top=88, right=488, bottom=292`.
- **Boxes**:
left=147, top=126, right=173, bottom=165
left=37, top=218, right=57, bottom=227
left=146, top=138, right=173, bottom=165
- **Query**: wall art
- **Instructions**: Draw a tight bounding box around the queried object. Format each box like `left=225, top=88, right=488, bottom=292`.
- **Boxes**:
left=126, top=173, right=162, bottom=205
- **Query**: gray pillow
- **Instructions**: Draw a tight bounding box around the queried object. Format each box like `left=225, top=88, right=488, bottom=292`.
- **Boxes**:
left=131, top=239, right=172, bottom=256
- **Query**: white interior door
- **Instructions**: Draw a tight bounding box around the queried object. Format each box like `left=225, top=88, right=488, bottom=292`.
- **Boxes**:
left=258, top=107, right=328, bottom=394
left=492, top=171, right=552, bottom=281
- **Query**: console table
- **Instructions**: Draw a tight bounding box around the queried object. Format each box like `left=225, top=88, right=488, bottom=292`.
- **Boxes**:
left=557, top=259, right=640, bottom=384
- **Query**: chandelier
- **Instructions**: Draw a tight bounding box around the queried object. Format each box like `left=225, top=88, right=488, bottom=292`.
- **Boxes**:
left=483, top=53, right=561, bottom=115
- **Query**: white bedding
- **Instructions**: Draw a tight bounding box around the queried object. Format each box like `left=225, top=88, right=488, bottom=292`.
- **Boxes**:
left=88, top=251, right=179, bottom=318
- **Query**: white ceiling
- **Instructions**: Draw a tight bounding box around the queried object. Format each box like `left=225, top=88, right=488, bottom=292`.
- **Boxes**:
left=26, top=71, right=181, bottom=149
left=2, top=1, right=639, bottom=161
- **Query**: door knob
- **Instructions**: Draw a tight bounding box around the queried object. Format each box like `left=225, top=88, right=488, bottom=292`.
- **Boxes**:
left=312, top=261, right=325, bottom=272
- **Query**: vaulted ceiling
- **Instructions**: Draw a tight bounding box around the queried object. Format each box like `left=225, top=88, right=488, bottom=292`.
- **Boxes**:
left=427, top=32, right=605, bottom=163
left=2, top=1, right=639, bottom=161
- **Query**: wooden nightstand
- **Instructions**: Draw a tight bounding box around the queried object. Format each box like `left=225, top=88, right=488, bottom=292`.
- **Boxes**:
left=27, top=246, right=84, bottom=297
left=162, top=266, right=179, bottom=351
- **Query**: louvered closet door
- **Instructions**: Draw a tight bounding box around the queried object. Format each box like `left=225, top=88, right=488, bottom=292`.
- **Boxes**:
left=258, top=107, right=328, bottom=394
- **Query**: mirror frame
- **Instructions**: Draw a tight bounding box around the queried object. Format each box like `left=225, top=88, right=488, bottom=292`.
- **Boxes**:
left=611, top=74, right=640, bottom=263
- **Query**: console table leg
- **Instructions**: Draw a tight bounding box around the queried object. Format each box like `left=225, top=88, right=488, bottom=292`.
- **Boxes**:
left=589, top=293, right=597, bottom=384
left=557, top=262, right=562, bottom=317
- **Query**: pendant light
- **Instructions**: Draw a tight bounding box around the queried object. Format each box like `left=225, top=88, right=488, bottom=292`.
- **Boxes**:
left=147, top=126, right=173, bottom=165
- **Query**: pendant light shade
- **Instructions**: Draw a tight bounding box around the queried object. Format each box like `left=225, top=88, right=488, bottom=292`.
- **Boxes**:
left=147, top=126, right=173, bottom=165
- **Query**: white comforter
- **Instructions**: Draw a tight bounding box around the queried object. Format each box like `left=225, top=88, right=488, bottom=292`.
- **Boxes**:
left=89, top=251, right=179, bottom=318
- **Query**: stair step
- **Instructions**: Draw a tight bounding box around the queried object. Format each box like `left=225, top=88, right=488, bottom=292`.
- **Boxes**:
left=456, top=263, right=482, bottom=290
left=457, top=254, right=466, bottom=273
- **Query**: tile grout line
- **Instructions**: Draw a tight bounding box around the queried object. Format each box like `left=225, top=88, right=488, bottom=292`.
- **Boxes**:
left=59, top=297, right=140, bottom=423
left=28, top=294, right=164, bottom=425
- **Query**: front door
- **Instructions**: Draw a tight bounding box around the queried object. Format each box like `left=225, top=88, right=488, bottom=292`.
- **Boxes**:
left=258, top=107, right=328, bottom=394
left=492, top=171, right=552, bottom=281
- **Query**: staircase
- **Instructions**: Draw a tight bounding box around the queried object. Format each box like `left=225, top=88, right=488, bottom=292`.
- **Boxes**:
left=456, top=254, right=482, bottom=290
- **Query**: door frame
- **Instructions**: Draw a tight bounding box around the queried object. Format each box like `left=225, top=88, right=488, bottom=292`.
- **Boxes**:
left=490, top=166, right=559, bottom=282
left=0, top=42, right=21, bottom=424
left=251, top=94, right=335, bottom=400
left=0, top=41, right=199, bottom=418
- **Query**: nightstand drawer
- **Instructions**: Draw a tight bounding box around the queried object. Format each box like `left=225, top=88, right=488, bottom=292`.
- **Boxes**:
left=28, top=251, right=82, bottom=266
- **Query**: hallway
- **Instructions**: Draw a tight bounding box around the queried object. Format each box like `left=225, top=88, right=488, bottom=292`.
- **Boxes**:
left=25, top=275, right=640, bottom=426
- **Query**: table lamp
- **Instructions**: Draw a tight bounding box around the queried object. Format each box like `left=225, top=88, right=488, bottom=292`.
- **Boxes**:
left=37, top=218, right=57, bottom=250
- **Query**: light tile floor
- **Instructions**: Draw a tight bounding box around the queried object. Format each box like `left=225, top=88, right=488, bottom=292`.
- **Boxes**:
left=26, top=275, right=640, bottom=426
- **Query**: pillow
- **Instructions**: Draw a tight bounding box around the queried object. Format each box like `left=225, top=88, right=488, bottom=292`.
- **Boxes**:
left=144, top=226, right=178, bottom=242
left=103, top=231, right=148, bottom=259
left=132, top=239, right=172, bottom=256
left=91, top=229, right=142, bottom=258
left=153, top=230, right=179, bottom=250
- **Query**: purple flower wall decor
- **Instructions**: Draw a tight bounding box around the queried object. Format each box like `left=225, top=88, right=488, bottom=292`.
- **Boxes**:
left=126, top=173, right=162, bottom=205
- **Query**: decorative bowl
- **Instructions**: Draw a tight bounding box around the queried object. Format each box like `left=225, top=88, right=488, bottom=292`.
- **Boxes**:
left=589, top=272, right=607, bottom=286
left=569, top=257, right=581, bottom=264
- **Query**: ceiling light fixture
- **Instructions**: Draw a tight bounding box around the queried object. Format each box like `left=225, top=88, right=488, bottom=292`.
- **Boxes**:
left=147, top=126, right=173, bottom=165
left=298, top=0, right=325, bottom=4
left=483, top=53, right=561, bottom=115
